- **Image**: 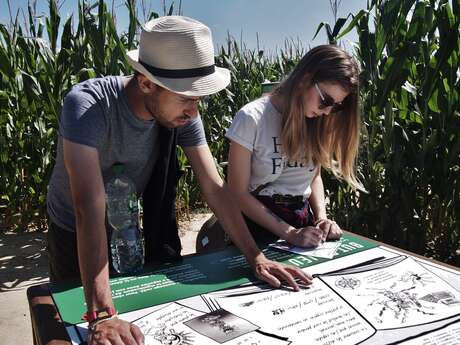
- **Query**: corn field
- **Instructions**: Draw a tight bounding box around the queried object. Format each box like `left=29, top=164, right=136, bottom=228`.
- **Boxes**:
left=0, top=0, right=458, bottom=266
left=319, top=0, right=460, bottom=266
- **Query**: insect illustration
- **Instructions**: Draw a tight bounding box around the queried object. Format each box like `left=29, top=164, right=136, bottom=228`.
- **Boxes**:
left=400, top=271, right=435, bottom=287
left=335, top=277, right=361, bottom=290
left=367, top=286, right=435, bottom=324
left=138, top=322, right=195, bottom=345
left=153, top=325, right=194, bottom=345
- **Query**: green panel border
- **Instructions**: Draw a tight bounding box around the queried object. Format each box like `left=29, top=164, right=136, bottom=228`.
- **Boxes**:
left=52, top=233, right=377, bottom=324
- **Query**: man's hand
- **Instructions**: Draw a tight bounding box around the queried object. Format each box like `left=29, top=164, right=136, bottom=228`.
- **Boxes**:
left=315, top=219, right=343, bottom=241
left=286, top=226, right=324, bottom=247
left=89, top=318, right=144, bottom=345
left=250, top=254, right=313, bottom=291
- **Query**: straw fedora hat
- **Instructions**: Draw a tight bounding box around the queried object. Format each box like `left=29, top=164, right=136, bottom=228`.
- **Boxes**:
left=127, top=16, right=230, bottom=97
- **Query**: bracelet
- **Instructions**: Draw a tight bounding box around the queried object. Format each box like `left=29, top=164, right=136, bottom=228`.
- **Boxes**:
left=83, top=306, right=118, bottom=332
left=88, top=314, right=118, bottom=332
left=315, top=218, right=338, bottom=226
left=314, top=218, right=328, bottom=226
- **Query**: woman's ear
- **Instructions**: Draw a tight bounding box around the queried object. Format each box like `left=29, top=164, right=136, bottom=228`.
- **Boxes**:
left=299, top=73, right=313, bottom=88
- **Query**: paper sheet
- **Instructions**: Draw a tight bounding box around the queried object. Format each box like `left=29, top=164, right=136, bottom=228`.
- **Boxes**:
left=400, top=321, right=460, bottom=344
left=202, top=281, right=375, bottom=344
left=320, top=256, right=460, bottom=329
left=269, top=239, right=342, bottom=259
left=132, top=303, right=290, bottom=344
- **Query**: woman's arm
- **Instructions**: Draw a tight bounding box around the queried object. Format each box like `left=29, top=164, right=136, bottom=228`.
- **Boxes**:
left=308, top=167, right=327, bottom=220
left=308, top=168, right=343, bottom=240
left=184, top=144, right=312, bottom=290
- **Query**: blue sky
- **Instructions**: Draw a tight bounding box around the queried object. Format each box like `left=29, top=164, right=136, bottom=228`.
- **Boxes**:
left=1, top=0, right=368, bottom=51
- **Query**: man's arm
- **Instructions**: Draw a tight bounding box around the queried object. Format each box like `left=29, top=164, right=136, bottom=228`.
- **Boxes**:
left=183, top=144, right=313, bottom=290
left=63, top=139, right=143, bottom=345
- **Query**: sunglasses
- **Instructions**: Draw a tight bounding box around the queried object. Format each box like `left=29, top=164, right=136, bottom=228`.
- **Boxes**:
left=314, top=83, right=345, bottom=112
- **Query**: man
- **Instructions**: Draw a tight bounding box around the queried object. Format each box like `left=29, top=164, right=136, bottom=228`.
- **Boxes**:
left=47, top=16, right=312, bottom=345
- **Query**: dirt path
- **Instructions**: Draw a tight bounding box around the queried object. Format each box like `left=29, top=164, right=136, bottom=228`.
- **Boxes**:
left=0, top=212, right=212, bottom=345
left=0, top=212, right=212, bottom=292
left=0, top=231, right=49, bottom=292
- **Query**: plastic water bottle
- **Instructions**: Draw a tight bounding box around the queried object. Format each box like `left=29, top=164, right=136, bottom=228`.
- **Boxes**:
left=106, top=164, right=144, bottom=274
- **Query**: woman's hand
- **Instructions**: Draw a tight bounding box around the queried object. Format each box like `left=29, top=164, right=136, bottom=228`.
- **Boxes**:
left=286, top=226, right=324, bottom=247
left=315, top=218, right=343, bottom=241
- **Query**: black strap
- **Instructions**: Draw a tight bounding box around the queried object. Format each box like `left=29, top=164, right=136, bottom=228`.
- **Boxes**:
left=139, top=60, right=215, bottom=79
left=142, top=126, right=182, bottom=263
left=251, top=182, right=271, bottom=196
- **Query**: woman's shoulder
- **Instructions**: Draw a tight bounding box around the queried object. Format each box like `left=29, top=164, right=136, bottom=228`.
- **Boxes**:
left=238, top=96, right=277, bottom=122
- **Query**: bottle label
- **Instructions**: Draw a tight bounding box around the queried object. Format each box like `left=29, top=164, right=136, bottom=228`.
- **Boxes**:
left=128, top=194, right=139, bottom=213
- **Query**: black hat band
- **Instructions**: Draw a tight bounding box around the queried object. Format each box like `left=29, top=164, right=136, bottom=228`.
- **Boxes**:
left=139, top=60, right=215, bottom=79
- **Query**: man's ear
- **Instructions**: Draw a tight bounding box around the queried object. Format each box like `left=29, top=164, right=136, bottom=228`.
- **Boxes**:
left=136, top=74, right=158, bottom=94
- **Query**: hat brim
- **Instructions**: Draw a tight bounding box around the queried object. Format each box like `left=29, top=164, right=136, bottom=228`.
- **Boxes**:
left=127, top=50, right=230, bottom=97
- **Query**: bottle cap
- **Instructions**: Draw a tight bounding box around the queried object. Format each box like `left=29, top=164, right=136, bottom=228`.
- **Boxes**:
left=261, top=80, right=279, bottom=94
left=112, top=163, right=124, bottom=174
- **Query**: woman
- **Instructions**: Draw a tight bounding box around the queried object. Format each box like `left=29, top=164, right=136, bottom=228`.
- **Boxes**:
left=226, top=44, right=363, bottom=248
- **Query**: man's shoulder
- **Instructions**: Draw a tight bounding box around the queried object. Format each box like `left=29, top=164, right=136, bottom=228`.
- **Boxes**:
left=176, top=116, right=207, bottom=148
left=59, top=76, right=125, bottom=145
left=66, top=76, right=122, bottom=100
left=72, top=75, right=120, bottom=88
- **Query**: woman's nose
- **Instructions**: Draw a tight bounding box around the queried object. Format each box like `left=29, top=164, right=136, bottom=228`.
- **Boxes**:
left=321, top=106, right=333, bottom=116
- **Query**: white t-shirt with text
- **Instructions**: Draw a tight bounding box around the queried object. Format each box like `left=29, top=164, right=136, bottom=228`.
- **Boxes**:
left=226, top=96, right=317, bottom=199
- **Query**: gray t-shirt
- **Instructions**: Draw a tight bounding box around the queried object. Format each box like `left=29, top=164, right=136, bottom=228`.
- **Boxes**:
left=47, top=76, right=206, bottom=232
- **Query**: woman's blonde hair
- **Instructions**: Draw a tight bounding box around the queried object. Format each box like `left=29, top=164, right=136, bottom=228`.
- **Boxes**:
left=273, top=44, right=363, bottom=190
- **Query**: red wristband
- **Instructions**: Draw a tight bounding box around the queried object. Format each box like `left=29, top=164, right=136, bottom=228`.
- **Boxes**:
left=82, top=306, right=117, bottom=323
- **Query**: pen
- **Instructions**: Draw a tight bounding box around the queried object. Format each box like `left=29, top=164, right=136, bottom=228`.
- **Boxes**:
left=313, top=219, right=327, bottom=243
left=312, top=256, right=386, bottom=278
